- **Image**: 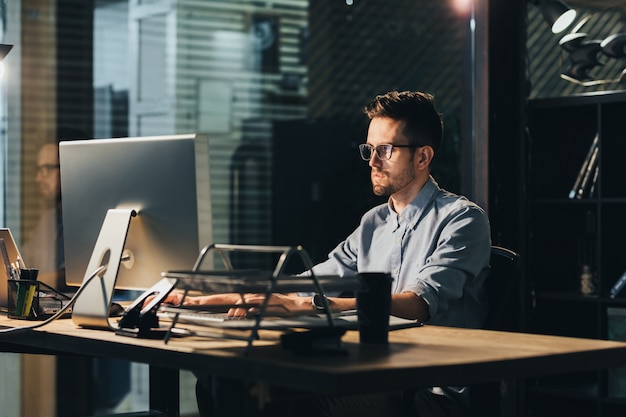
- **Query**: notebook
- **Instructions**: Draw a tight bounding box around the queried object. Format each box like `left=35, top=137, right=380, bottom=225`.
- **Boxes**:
left=0, top=228, right=26, bottom=308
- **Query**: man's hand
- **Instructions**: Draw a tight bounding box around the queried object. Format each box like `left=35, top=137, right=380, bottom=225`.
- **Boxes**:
left=228, top=293, right=310, bottom=317
left=142, top=291, right=186, bottom=308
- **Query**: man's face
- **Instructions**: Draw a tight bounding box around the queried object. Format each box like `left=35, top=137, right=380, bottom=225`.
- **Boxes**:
left=36, top=143, right=61, bottom=202
left=365, top=117, right=419, bottom=197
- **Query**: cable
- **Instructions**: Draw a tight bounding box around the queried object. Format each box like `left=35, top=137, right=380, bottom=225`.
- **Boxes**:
left=0, top=264, right=108, bottom=333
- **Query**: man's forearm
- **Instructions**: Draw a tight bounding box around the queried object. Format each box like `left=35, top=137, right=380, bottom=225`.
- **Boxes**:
left=326, top=292, right=428, bottom=322
left=391, top=292, right=429, bottom=321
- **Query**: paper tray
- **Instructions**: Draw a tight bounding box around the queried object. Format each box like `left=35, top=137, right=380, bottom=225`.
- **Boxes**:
left=162, top=271, right=365, bottom=294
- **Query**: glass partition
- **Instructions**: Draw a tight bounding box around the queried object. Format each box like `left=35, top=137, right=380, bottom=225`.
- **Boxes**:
left=2, top=0, right=471, bottom=415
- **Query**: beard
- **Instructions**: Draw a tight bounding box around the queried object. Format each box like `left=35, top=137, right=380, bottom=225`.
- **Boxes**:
left=371, top=165, right=416, bottom=197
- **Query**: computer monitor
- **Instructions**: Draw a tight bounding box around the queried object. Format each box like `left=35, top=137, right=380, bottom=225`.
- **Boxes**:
left=59, top=134, right=213, bottom=326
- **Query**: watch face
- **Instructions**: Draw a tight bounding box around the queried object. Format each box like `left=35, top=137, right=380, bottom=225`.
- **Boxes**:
left=313, top=294, right=326, bottom=310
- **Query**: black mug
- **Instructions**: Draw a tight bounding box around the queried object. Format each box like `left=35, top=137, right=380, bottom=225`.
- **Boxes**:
left=356, top=272, right=392, bottom=344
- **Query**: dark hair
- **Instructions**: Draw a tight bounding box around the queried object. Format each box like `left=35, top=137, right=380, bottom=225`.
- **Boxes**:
left=363, top=91, right=443, bottom=152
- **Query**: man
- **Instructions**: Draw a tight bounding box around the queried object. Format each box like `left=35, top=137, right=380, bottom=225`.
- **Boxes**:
left=22, top=141, right=66, bottom=289
left=164, top=90, right=491, bottom=417
left=22, top=128, right=86, bottom=291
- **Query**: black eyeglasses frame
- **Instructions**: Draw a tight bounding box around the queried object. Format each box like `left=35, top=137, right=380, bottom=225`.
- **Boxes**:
left=358, top=143, right=421, bottom=161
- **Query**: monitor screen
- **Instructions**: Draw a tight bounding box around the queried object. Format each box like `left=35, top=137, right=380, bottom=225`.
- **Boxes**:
left=59, top=134, right=213, bottom=291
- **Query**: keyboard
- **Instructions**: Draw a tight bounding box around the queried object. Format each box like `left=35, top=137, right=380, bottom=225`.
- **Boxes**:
left=157, top=306, right=339, bottom=330
left=157, top=307, right=248, bottom=323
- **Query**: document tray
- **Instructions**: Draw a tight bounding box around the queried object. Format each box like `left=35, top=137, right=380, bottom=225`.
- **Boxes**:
left=153, top=244, right=370, bottom=354
left=162, top=270, right=365, bottom=295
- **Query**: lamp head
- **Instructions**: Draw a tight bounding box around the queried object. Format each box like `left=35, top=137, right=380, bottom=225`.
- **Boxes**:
left=541, top=0, right=577, bottom=33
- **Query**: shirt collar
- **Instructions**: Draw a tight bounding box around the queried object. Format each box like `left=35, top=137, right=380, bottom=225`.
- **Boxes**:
left=386, top=176, right=440, bottom=229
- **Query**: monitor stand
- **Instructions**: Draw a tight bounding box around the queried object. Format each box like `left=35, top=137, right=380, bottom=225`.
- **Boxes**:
left=71, top=208, right=136, bottom=329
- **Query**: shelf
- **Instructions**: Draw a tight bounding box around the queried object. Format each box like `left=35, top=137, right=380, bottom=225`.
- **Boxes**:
left=531, top=383, right=599, bottom=401
left=528, top=368, right=626, bottom=402
left=528, top=91, right=626, bottom=108
left=529, top=385, right=600, bottom=417
left=530, top=198, right=601, bottom=205
left=537, top=293, right=626, bottom=306
left=526, top=94, right=626, bottom=416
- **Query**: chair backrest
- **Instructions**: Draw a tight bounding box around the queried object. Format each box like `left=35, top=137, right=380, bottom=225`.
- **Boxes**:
left=470, top=246, right=522, bottom=416
left=484, top=245, right=522, bottom=331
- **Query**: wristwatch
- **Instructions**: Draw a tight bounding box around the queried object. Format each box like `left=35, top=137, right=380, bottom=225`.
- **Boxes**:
left=311, top=293, right=329, bottom=311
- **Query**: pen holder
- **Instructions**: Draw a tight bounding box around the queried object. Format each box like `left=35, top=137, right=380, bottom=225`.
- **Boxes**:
left=7, top=274, right=70, bottom=320
left=7, top=279, right=40, bottom=319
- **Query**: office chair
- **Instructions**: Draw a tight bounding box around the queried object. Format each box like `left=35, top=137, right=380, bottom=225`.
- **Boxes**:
left=484, top=245, right=522, bottom=331
left=470, top=245, right=522, bottom=417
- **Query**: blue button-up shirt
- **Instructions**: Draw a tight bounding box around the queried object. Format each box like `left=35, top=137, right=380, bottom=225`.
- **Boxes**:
left=311, top=176, right=491, bottom=328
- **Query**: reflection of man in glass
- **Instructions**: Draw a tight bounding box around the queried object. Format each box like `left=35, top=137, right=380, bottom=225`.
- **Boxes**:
left=22, top=129, right=85, bottom=291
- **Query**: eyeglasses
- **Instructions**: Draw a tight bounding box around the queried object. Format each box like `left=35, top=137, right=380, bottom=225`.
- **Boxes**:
left=358, top=143, right=419, bottom=161
left=36, top=164, right=60, bottom=177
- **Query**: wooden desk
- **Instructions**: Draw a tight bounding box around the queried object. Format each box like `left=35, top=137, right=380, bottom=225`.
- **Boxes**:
left=2, top=316, right=626, bottom=416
